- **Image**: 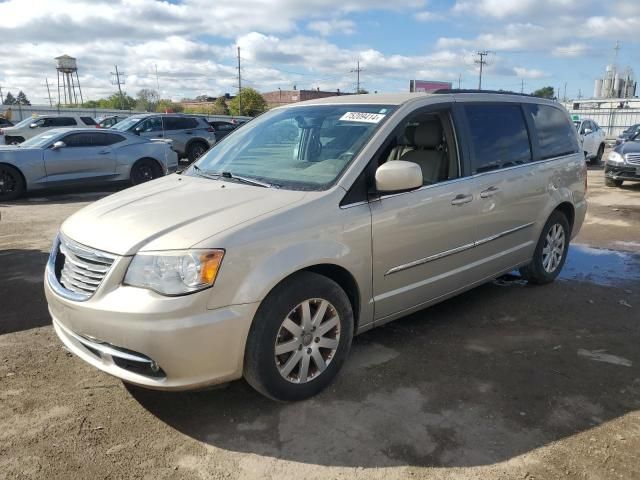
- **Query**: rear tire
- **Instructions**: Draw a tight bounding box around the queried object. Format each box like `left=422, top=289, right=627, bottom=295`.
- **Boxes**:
left=519, top=211, right=570, bottom=285
left=0, top=164, right=25, bottom=201
left=595, top=144, right=604, bottom=163
left=187, top=141, right=208, bottom=164
left=605, top=177, right=623, bottom=187
left=130, top=159, right=161, bottom=185
left=244, top=271, right=354, bottom=401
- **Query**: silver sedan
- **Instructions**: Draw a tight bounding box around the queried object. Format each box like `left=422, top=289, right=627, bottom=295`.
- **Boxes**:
left=0, top=128, right=178, bottom=200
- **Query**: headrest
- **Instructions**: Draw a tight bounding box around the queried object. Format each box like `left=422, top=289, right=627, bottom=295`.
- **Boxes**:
left=403, top=125, right=417, bottom=144
left=414, top=120, right=442, bottom=148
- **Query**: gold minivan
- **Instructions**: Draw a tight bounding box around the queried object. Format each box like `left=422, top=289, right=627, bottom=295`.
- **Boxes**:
left=45, top=92, right=587, bottom=401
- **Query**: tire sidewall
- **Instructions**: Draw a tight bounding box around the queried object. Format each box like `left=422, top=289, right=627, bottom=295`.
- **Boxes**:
left=0, top=165, right=25, bottom=201
left=244, top=272, right=354, bottom=401
left=188, top=142, right=207, bottom=163
left=130, top=159, right=159, bottom=185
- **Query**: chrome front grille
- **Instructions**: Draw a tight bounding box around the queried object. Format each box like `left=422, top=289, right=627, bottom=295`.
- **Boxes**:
left=626, top=153, right=640, bottom=165
left=50, top=235, right=116, bottom=301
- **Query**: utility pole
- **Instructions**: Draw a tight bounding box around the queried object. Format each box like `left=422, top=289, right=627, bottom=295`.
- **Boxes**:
left=475, top=51, right=489, bottom=90
left=0, top=85, right=3, bottom=104
left=111, top=65, right=126, bottom=110
left=351, top=61, right=363, bottom=94
left=521, top=79, right=524, bottom=94
left=45, top=78, right=53, bottom=107
left=578, top=89, right=582, bottom=100
left=563, top=82, right=567, bottom=102
left=237, top=46, right=242, bottom=116
left=458, top=74, right=462, bottom=89
left=155, top=64, right=160, bottom=92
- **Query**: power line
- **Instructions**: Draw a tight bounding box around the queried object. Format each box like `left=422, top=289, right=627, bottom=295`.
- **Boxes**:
left=110, top=65, right=126, bottom=109
left=475, top=51, right=489, bottom=90
left=351, top=61, right=363, bottom=94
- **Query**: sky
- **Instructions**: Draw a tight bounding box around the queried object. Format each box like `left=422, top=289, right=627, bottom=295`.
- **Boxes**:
left=0, top=0, right=639, bottom=104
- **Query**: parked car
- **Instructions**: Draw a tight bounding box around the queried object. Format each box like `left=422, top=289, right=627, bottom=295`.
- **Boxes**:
left=208, top=121, right=238, bottom=141
left=111, top=114, right=215, bottom=162
left=45, top=92, right=586, bottom=401
left=0, top=117, right=13, bottom=128
left=97, top=115, right=127, bottom=129
left=605, top=132, right=640, bottom=187
left=615, top=123, right=640, bottom=145
left=0, top=115, right=97, bottom=144
left=0, top=128, right=177, bottom=200
left=573, top=117, right=606, bottom=163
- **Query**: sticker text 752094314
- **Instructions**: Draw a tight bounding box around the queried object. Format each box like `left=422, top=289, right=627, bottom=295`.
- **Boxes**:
left=339, top=112, right=386, bottom=124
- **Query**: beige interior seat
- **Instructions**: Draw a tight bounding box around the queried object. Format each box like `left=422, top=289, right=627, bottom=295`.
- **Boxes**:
left=400, top=120, right=447, bottom=184
left=387, top=125, right=416, bottom=161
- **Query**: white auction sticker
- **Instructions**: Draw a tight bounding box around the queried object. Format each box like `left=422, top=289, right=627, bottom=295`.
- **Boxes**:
left=339, top=112, right=386, bottom=123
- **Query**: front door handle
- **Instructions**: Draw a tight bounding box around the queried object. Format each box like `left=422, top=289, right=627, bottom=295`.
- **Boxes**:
left=98, top=150, right=110, bottom=155
left=451, top=194, right=473, bottom=205
left=480, top=186, right=499, bottom=198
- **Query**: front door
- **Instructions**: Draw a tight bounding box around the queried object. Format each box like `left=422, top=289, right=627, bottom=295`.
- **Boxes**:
left=371, top=104, right=482, bottom=320
left=44, top=132, right=116, bottom=183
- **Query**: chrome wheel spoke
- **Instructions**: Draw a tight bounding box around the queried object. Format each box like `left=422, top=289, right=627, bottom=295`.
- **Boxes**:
left=317, top=337, right=339, bottom=349
left=311, top=300, right=329, bottom=328
left=317, top=316, right=339, bottom=336
left=275, top=339, right=299, bottom=355
left=281, top=318, right=302, bottom=337
left=311, top=349, right=327, bottom=373
left=300, top=300, right=313, bottom=332
left=280, top=350, right=303, bottom=377
left=298, top=354, right=311, bottom=382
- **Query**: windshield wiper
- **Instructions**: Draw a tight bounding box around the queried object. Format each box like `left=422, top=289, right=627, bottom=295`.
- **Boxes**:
left=192, top=165, right=272, bottom=188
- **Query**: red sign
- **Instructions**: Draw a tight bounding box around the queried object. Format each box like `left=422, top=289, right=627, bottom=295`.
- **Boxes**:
left=410, top=80, right=452, bottom=93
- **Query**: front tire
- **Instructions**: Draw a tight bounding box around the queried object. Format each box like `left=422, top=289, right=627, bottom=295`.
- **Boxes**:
left=519, top=211, right=570, bottom=285
left=591, top=144, right=604, bottom=164
left=0, top=164, right=25, bottom=201
left=605, top=177, right=623, bottom=187
left=130, top=159, right=161, bottom=185
left=244, top=272, right=354, bottom=401
left=187, top=142, right=208, bottom=164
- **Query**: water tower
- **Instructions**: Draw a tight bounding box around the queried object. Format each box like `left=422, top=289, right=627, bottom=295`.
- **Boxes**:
left=55, top=55, right=83, bottom=105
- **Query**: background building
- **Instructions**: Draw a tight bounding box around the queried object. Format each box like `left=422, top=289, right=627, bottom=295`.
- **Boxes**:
left=262, top=88, right=348, bottom=108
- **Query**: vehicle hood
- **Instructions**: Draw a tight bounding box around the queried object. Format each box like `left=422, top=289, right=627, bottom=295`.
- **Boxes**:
left=615, top=140, right=640, bottom=155
left=0, top=145, right=41, bottom=161
left=61, top=174, right=307, bottom=256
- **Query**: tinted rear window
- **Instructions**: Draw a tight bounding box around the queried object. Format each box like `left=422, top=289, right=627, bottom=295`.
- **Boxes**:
left=464, top=103, right=532, bottom=173
left=525, top=104, right=579, bottom=160
left=81, top=117, right=97, bottom=126
left=52, top=117, right=77, bottom=126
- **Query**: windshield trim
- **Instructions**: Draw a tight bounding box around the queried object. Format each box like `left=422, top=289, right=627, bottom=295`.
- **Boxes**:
left=186, top=104, right=396, bottom=192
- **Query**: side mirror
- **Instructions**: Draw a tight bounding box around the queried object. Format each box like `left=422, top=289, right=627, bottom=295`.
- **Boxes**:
left=583, top=128, right=592, bottom=135
left=133, top=127, right=142, bottom=135
left=29, top=123, right=38, bottom=129
left=51, top=141, right=66, bottom=150
left=375, top=161, right=423, bottom=193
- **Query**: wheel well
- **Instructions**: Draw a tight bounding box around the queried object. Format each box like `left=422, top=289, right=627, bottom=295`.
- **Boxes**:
left=133, top=157, right=162, bottom=174
left=187, top=138, right=209, bottom=151
left=0, top=162, right=26, bottom=187
left=301, top=264, right=361, bottom=331
left=554, top=202, right=575, bottom=231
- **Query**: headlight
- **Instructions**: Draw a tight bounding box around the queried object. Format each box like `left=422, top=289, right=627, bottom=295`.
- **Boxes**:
left=124, top=249, right=224, bottom=296
left=607, top=151, right=625, bottom=164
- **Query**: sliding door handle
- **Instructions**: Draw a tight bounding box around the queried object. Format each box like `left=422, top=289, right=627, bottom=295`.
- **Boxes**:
left=451, top=194, right=473, bottom=205
left=480, top=186, right=500, bottom=198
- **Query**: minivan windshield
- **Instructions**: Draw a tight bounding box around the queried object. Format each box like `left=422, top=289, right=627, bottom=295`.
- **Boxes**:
left=188, top=104, right=394, bottom=190
left=111, top=117, right=142, bottom=132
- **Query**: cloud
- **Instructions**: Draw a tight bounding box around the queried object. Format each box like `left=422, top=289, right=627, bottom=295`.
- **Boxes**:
left=307, top=19, right=356, bottom=36
left=452, top=0, right=582, bottom=19
left=414, top=11, right=443, bottom=22
left=513, top=67, right=549, bottom=79
left=552, top=43, right=590, bottom=57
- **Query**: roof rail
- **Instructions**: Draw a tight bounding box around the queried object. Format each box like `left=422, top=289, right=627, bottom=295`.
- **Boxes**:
left=432, top=88, right=535, bottom=97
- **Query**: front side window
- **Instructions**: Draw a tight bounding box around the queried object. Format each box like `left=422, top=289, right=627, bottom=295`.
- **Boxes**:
left=190, top=104, right=394, bottom=190
left=138, top=117, right=163, bottom=132
left=465, top=103, right=531, bottom=173
left=525, top=104, right=579, bottom=160
left=62, top=133, right=94, bottom=147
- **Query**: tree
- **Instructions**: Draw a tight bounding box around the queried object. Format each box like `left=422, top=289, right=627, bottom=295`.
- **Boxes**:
left=135, top=88, right=159, bottom=112
left=155, top=99, right=184, bottom=113
left=228, top=88, right=267, bottom=117
left=211, top=97, right=230, bottom=115
left=15, top=91, right=31, bottom=105
left=3, top=92, right=16, bottom=105
left=531, top=86, right=555, bottom=99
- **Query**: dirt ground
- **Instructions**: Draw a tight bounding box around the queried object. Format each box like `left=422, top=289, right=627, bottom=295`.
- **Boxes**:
left=1, top=165, right=639, bottom=480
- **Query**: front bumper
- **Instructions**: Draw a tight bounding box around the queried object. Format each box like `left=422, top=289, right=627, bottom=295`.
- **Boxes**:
left=45, top=261, right=259, bottom=391
left=605, top=163, right=640, bottom=182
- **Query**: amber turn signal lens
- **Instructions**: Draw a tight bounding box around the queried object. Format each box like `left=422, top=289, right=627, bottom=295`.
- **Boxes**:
left=199, top=250, right=225, bottom=284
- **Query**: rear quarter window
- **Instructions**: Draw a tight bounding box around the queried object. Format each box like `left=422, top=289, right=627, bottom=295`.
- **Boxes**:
left=81, top=117, right=97, bottom=126
left=525, top=104, right=579, bottom=160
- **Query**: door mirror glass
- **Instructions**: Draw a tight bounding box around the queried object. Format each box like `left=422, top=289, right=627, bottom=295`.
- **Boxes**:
left=375, top=161, right=423, bottom=193
left=51, top=141, right=66, bottom=150
left=29, top=123, right=38, bottom=128
left=583, top=128, right=592, bottom=135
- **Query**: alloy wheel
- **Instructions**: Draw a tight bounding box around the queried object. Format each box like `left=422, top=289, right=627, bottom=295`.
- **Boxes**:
left=274, top=298, right=341, bottom=384
left=542, top=223, right=565, bottom=273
